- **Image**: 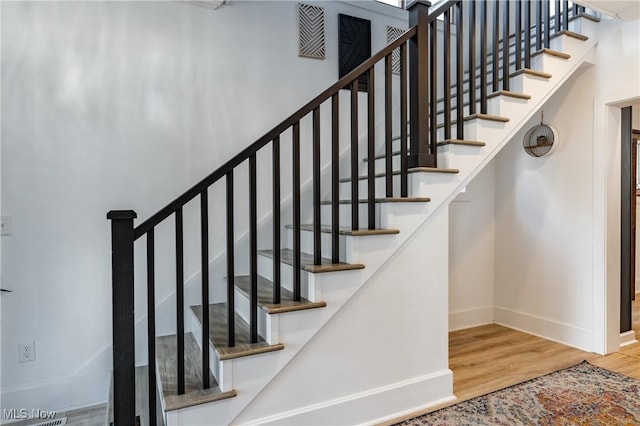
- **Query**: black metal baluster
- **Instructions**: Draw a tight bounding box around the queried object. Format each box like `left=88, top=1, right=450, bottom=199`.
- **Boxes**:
left=400, top=43, right=408, bottom=197
left=515, top=0, right=522, bottom=71
left=331, top=94, right=340, bottom=262
left=385, top=54, right=393, bottom=198
left=468, top=1, right=477, bottom=115
left=429, top=19, right=438, bottom=159
left=502, top=0, right=510, bottom=91
left=367, top=67, right=376, bottom=229
left=249, top=155, right=258, bottom=343
left=292, top=121, right=301, bottom=301
left=480, top=0, right=488, bottom=113
left=572, top=2, right=578, bottom=17
left=146, top=229, right=157, bottom=425
left=175, top=207, right=185, bottom=396
left=200, top=192, right=210, bottom=389
left=492, top=0, right=500, bottom=92
left=456, top=1, right=464, bottom=139
left=313, top=107, right=321, bottom=265
left=444, top=8, right=451, bottom=141
left=272, top=137, right=281, bottom=304
left=555, top=0, right=561, bottom=33
left=524, top=0, right=531, bottom=69
left=563, top=1, right=569, bottom=31
left=351, top=81, right=359, bottom=230
left=226, top=171, right=235, bottom=347
left=536, top=1, right=542, bottom=51
left=544, top=1, right=550, bottom=48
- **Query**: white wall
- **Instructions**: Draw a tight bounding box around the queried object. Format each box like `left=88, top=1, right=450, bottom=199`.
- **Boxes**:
left=449, top=162, right=496, bottom=331
left=0, top=0, right=408, bottom=412
left=493, top=65, right=596, bottom=350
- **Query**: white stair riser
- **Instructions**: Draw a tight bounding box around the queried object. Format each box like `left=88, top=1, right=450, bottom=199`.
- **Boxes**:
left=510, top=72, right=552, bottom=94
left=487, top=95, right=530, bottom=118
left=319, top=201, right=381, bottom=230
left=438, top=144, right=486, bottom=170
left=257, top=254, right=322, bottom=302
left=285, top=227, right=348, bottom=263
left=233, top=287, right=279, bottom=344
left=438, top=117, right=508, bottom=144
left=339, top=175, right=402, bottom=200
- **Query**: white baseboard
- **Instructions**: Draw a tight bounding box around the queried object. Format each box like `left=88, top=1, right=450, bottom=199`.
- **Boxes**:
left=619, top=330, right=638, bottom=348
left=449, top=306, right=494, bottom=331
left=240, top=370, right=454, bottom=426
left=494, top=306, right=593, bottom=351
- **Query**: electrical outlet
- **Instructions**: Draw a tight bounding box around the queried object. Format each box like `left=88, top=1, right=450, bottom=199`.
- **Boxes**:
left=19, top=342, right=36, bottom=362
left=1, top=216, right=12, bottom=236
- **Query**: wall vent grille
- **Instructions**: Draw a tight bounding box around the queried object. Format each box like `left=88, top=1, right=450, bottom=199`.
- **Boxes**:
left=32, top=417, right=67, bottom=426
left=386, top=26, right=405, bottom=74
left=298, top=3, right=326, bottom=59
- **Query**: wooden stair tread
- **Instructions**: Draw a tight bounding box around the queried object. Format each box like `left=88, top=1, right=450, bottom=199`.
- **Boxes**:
left=320, top=197, right=431, bottom=205
left=464, top=113, right=510, bottom=123
left=550, top=30, right=589, bottom=41
left=339, top=167, right=458, bottom=182
left=156, top=333, right=237, bottom=411
left=408, top=166, right=459, bottom=174
left=258, top=249, right=365, bottom=273
left=486, top=90, right=532, bottom=100
left=191, top=304, right=285, bottom=360
left=235, top=275, right=326, bottom=314
left=285, top=223, right=400, bottom=236
left=437, top=139, right=486, bottom=147
left=511, top=68, right=552, bottom=79
left=531, top=48, right=571, bottom=59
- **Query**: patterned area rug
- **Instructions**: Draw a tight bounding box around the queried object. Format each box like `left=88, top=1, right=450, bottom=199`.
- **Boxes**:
left=397, top=361, right=640, bottom=425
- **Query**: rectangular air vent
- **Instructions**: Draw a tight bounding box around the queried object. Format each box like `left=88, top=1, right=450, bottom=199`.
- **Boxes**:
left=32, top=417, right=67, bottom=426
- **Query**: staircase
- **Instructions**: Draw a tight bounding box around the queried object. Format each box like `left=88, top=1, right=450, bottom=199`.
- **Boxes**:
left=107, top=1, right=600, bottom=425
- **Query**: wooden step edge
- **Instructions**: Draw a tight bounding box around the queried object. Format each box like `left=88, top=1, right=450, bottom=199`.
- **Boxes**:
left=285, top=224, right=400, bottom=236
left=486, top=90, right=532, bottom=100
left=531, top=48, right=571, bottom=60
left=340, top=167, right=458, bottom=182
left=511, top=68, right=552, bottom=79
left=234, top=275, right=327, bottom=315
left=408, top=167, right=459, bottom=174
left=218, top=343, right=285, bottom=361
left=464, top=113, right=510, bottom=123
left=320, top=197, right=431, bottom=205
left=164, top=388, right=237, bottom=412
left=550, top=29, right=589, bottom=41
left=257, top=249, right=365, bottom=273
left=437, top=139, right=486, bottom=147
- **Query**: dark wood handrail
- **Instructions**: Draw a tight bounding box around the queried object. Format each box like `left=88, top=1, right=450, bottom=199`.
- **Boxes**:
left=133, top=26, right=418, bottom=240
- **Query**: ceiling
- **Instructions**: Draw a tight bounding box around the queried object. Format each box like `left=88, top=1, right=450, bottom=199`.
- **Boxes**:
left=578, top=1, right=640, bottom=20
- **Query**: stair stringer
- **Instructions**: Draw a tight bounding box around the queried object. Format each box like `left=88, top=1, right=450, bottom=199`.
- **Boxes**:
left=163, top=28, right=598, bottom=425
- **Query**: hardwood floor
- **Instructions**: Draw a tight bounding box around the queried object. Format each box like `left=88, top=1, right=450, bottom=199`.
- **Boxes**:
left=384, top=298, right=640, bottom=425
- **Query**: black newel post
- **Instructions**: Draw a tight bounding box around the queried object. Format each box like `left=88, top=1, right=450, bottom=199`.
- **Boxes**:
left=408, top=0, right=434, bottom=168
left=107, top=210, right=137, bottom=425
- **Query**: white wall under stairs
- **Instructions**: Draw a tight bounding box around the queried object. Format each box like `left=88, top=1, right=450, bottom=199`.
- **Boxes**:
left=164, top=17, right=600, bottom=425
